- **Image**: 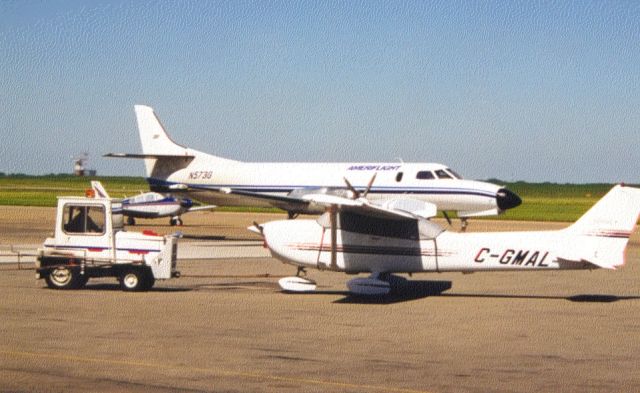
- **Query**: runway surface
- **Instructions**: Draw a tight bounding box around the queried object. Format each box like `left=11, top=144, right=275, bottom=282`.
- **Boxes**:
left=1, top=207, right=639, bottom=392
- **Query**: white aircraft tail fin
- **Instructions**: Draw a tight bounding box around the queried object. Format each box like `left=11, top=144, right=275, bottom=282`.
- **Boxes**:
left=562, top=185, right=640, bottom=269
left=131, top=105, right=237, bottom=178
left=91, top=181, right=110, bottom=199
left=134, top=105, right=189, bottom=156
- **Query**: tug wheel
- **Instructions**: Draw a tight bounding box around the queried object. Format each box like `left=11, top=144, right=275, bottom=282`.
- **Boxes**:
left=119, top=268, right=153, bottom=292
left=45, top=266, right=86, bottom=290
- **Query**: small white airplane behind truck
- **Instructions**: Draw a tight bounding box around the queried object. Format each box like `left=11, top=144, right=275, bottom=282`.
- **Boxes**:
left=91, top=181, right=215, bottom=226
left=249, top=184, right=640, bottom=296
left=106, top=105, right=522, bottom=228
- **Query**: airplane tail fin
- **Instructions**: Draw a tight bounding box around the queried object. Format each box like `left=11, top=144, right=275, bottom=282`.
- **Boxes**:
left=132, top=105, right=236, bottom=178
left=134, top=105, right=189, bottom=156
left=561, top=185, right=640, bottom=269
left=106, top=105, right=238, bottom=180
left=91, top=181, right=110, bottom=199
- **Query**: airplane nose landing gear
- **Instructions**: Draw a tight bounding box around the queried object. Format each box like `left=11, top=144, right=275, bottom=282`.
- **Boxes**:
left=278, top=266, right=318, bottom=292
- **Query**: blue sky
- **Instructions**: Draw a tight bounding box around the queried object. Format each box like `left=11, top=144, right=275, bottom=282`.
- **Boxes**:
left=1, top=0, right=638, bottom=183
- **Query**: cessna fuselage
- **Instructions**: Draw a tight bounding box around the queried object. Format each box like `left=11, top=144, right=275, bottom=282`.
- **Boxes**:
left=259, top=217, right=586, bottom=274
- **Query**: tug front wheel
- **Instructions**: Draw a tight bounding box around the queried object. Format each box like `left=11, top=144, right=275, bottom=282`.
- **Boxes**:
left=119, top=268, right=154, bottom=292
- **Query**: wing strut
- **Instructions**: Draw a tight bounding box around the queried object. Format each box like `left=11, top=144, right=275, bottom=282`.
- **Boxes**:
left=330, top=205, right=337, bottom=270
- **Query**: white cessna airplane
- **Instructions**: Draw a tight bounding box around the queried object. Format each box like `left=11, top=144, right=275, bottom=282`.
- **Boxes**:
left=249, top=184, right=640, bottom=295
left=107, top=105, right=521, bottom=227
left=90, top=181, right=215, bottom=226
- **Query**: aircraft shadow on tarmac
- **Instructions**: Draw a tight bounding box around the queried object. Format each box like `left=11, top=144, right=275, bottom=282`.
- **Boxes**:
left=325, top=280, right=640, bottom=305
left=330, top=280, right=454, bottom=304
left=436, top=293, right=640, bottom=303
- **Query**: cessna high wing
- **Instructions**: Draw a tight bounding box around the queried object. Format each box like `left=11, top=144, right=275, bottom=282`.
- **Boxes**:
left=107, top=105, right=521, bottom=227
left=249, top=184, right=640, bottom=295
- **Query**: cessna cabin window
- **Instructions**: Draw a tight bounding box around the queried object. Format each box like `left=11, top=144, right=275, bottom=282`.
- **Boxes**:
left=435, top=169, right=453, bottom=179
left=338, top=212, right=419, bottom=240
left=395, top=172, right=403, bottom=182
left=416, top=171, right=435, bottom=180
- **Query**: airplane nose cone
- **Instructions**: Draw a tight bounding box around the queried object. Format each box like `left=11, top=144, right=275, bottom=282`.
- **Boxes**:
left=496, top=188, right=522, bottom=211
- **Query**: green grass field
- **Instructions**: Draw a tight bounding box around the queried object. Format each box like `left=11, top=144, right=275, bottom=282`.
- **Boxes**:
left=0, top=175, right=634, bottom=222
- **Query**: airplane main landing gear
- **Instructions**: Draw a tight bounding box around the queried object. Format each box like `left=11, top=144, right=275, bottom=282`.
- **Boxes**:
left=127, top=216, right=136, bottom=226
left=347, top=272, right=407, bottom=296
left=347, top=272, right=390, bottom=296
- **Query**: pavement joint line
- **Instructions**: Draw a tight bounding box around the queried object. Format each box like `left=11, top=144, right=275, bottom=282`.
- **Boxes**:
left=0, top=349, right=433, bottom=393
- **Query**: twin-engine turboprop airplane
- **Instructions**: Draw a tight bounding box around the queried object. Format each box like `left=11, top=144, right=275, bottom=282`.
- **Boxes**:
left=249, top=184, right=640, bottom=295
left=91, top=181, right=215, bottom=226
left=106, top=105, right=521, bottom=228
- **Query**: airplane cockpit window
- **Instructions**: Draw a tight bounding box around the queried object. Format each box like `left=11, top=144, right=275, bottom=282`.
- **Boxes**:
left=435, top=169, right=453, bottom=179
left=416, top=171, right=435, bottom=180
left=445, top=168, right=462, bottom=179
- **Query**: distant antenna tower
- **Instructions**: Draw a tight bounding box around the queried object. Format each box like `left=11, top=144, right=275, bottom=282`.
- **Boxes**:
left=73, top=153, right=97, bottom=176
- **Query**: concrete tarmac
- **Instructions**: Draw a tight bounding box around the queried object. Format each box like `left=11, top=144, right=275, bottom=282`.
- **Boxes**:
left=1, top=207, right=639, bottom=392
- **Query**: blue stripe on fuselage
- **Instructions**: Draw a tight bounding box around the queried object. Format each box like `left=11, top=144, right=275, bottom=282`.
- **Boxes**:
left=146, top=178, right=498, bottom=198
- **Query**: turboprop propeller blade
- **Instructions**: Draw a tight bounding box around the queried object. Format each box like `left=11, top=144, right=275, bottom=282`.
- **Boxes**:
left=344, top=173, right=378, bottom=200
left=362, top=172, right=377, bottom=198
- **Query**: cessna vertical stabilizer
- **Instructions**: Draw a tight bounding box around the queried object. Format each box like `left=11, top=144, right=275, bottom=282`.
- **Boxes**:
left=249, top=184, right=640, bottom=295
left=107, top=105, right=521, bottom=224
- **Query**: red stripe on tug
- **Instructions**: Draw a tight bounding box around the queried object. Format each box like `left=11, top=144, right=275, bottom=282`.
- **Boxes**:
left=129, top=250, right=150, bottom=255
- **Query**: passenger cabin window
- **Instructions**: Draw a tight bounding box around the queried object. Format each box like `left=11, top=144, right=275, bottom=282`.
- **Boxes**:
left=416, top=171, right=435, bottom=180
left=396, top=172, right=403, bottom=182
left=435, top=169, right=453, bottom=179
left=63, top=205, right=105, bottom=234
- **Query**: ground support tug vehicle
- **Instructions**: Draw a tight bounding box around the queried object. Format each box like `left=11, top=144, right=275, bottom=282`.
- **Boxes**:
left=36, top=193, right=180, bottom=291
